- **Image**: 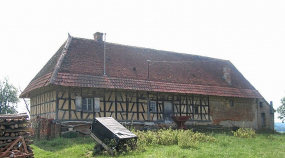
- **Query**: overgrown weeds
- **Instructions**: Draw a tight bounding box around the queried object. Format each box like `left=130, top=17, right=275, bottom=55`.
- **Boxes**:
left=92, top=127, right=216, bottom=156
left=232, top=127, right=256, bottom=138
left=133, top=127, right=215, bottom=149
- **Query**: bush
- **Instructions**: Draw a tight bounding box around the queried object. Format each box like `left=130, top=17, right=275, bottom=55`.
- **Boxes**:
left=61, top=131, right=79, bottom=138
left=232, top=128, right=256, bottom=138
left=178, top=130, right=216, bottom=148
left=157, top=127, right=178, bottom=145
left=133, top=128, right=215, bottom=150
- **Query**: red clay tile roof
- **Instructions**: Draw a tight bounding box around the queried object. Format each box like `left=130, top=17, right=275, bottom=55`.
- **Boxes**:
left=20, top=36, right=262, bottom=98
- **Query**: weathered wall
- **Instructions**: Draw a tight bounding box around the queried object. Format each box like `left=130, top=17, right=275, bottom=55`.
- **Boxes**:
left=209, top=96, right=274, bottom=130
left=30, top=86, right=57, bottom=119
left=54, top=87, right=209, bottom=122
left=29, top=86, right=273, bottom=130
left=32, top=87, right=209, bottom=122
left=256, top=98, right=274, bottom=130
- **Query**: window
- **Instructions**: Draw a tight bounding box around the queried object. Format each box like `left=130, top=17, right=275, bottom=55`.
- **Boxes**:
left=94, top=98, right=100, bottom=112
left=149, top=101, right=156, bottom=112
left=259, top=102, right=263, bottom=108
left=229, top=100, right=234, bottom=107
left=261, top=113, right=266, bottom=127
left=75, top=96, right=101, bottom=112
left=194, top=105, right=199, bottom=114
left=83, top=98, right=93, bottom=112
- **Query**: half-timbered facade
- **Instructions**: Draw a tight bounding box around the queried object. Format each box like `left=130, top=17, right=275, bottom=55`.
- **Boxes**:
left=20, top=32, right=274, bottom=130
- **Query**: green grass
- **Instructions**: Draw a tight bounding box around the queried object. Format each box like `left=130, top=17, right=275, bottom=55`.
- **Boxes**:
left=31, top=131, right=285, bottom=158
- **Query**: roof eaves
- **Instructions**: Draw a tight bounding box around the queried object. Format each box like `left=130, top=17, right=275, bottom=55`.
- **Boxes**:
left=50, top=35, right=73, bottom=84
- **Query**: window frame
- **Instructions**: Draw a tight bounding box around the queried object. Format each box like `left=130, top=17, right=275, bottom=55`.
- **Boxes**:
left=82, top=97, right=93, bottom=112
left=229, top=100, right=234, bottom=107
left=149, top=101, right=157, bottom=113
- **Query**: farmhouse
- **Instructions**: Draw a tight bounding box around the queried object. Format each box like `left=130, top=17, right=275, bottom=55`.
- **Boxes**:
left=20, top=32, right=274, bottom=130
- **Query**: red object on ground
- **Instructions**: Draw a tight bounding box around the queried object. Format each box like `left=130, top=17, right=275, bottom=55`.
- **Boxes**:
left=171, top=116, right=190, bottom=130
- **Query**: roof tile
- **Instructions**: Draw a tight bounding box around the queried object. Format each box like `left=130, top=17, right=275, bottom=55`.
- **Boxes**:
left=20, top=37, right=261, bottom=98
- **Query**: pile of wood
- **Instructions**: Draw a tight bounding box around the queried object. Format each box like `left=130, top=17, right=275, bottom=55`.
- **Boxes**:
left=0, top=113, right=33, bottom=158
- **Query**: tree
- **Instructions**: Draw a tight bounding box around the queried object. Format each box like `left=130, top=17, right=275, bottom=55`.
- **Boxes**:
left=277, top=97, right=285, bottom=123
left=19, top=88, right=30, bottom=114
left=0, top=78, right=19, bottom=114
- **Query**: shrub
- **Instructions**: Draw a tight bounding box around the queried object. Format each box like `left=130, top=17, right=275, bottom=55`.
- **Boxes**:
left=157, top=127, right=178, bottom=145
left=134, top=130, right=157, bottom=146
left=232, top=128, right=256, bottom=138
left=61, top=131, right=79, bottom=138
left=178, top=130, right=216, bottom=148
left=133, top=128, right=216, bottom=150
left=178, top=130, right=197, bottom=148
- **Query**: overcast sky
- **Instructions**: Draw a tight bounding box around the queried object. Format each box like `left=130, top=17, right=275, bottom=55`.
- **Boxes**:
left=0, top=0, right=284, bottom=122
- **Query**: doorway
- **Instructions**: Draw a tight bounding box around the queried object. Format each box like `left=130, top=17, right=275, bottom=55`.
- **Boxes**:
left=261, top=113, right=266, bottom=127
left=164, top=101, right=173, bottom=121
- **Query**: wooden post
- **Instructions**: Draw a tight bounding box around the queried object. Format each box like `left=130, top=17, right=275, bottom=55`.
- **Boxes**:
left=80, top=88, right=83, bottom=119
left=179, top=94, right=182, bottom=116
left=200, top=95, right=202, bottom=120
left=172, top=94, right=175, bottom=116
left=126, top=92, right=129, bottom=120
left=156, top=92, right=159, bottom=120
left=103, top=89, right=106, bottom=117
left=192, top=94, right=194, bottom=119
left=208, top=96, right=210, bottom=120
left=68, top=87, right=71, bottom=120
left=147, top=91, right=150, bottom=121
left=136, top=91, right=139, bottom=120
left=115, top=90, right=118, bottom=119
left=186, top=94, right=189, bottom=116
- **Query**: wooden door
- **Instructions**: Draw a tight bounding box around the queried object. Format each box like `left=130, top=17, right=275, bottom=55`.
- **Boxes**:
left=164, top=101, right=173, bottom=121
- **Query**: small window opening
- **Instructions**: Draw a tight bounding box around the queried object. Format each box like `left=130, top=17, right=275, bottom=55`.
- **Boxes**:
left=229, top=100, right=234, bottom=107
left=259, top=102, right=263, bottom=108
left=261, top=113, right=266, bottom=127
left=194, top=105, right=199, bottom=114
left=149, top=101, right=156, bottom=112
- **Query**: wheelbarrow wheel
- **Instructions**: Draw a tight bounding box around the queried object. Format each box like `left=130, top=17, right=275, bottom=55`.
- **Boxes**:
left=94, top=144, right=104, bottom=154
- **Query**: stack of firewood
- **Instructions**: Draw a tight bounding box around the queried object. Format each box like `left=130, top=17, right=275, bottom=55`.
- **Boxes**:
left=0, top=113, right=33, bottom=157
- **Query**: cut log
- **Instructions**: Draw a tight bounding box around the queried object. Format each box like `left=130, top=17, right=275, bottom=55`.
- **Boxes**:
left=6, top=119, right=12, bottom=122
left=5, top=127, right=31, bottom=132
left=0, top=113, right=29, bottom=119
left=19, top=131, right=26, bottom=136
left=10, top=125, right=15, bottom=129
left=11, top=133, right=15, bottom=137
left=14, top=124, right=18, bottom=128
left=4, top=133, right=9, bottom=137
left=0, top=125, right=5, bottom=130
left=19, top=124, right=26, bottom=128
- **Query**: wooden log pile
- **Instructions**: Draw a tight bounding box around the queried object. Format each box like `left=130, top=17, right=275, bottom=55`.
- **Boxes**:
left=0, top=113, right=33, bottom=158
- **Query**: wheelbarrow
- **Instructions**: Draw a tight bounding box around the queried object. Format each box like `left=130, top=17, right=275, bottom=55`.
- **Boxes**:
left=90, top=117, right=137, bottom=155
left=171, top=116, right=190, bottom=130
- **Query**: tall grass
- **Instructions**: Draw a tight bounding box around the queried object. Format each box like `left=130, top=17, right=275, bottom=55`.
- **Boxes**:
left=133, top=127, right=216, bottom=150
left=32, top=128, right=285, bottom=158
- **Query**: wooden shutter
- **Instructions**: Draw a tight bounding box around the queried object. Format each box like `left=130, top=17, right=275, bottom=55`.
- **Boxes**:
left=94, top=97, right=100, bottom=112
left=75, top=96, right=82, bottom=111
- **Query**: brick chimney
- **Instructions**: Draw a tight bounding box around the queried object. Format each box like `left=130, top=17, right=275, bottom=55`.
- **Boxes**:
left=94, top=32, right=103, bottom=42
left=223, top=66, right=231, bottom=85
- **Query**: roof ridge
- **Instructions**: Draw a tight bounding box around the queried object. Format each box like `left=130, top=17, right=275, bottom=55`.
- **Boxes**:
left=50, top=35, right=73, bottom=84
left=71, top=36, right=227, bottom=62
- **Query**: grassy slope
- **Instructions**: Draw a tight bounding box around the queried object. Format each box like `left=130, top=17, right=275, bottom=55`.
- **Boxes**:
left=31, top=133, right=285, bottom=158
